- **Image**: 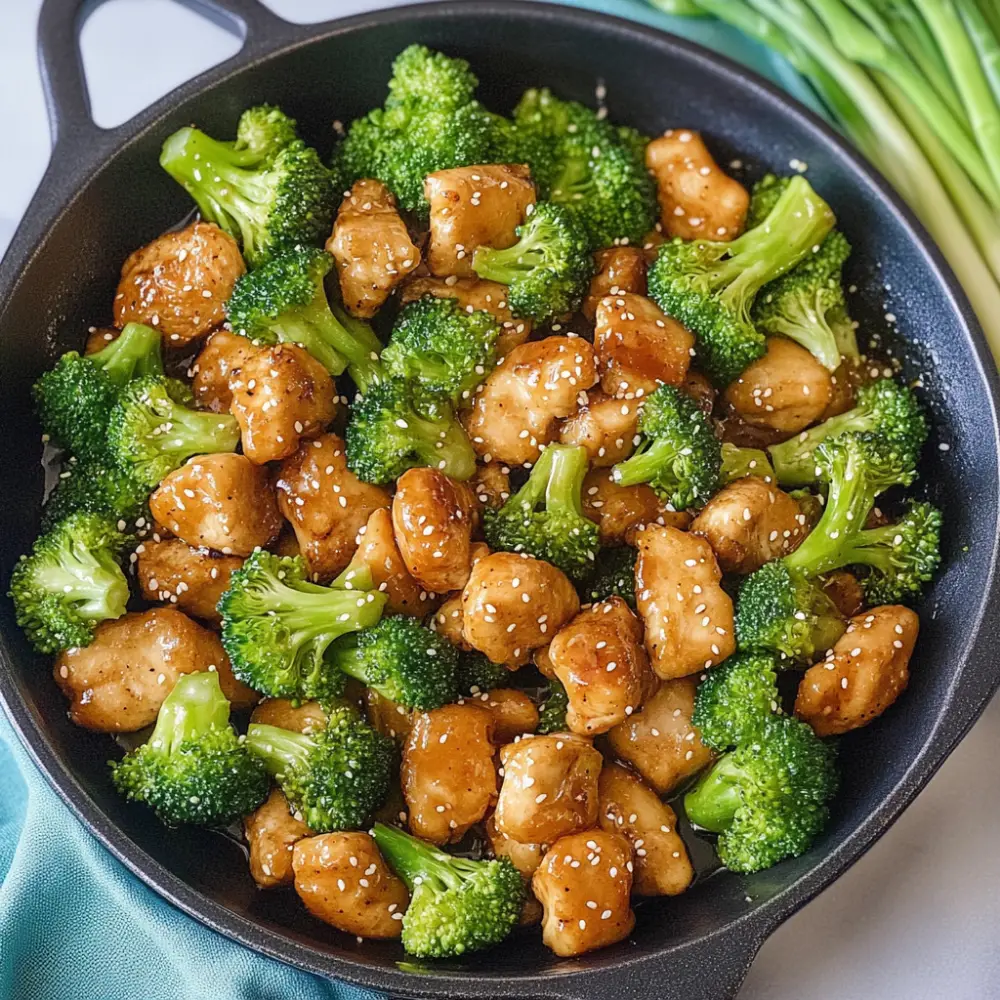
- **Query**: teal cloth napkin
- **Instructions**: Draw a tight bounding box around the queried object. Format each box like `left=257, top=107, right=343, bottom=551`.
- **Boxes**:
left=0, top=2, right=818, bottom=997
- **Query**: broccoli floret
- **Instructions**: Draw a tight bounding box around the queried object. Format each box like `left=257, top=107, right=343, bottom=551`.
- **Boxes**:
left=483, top=443, right=599, bottom=581
left=328, top=616, right=458, bottom=710
left=226, top=246, right=382, bottom=384
left=472, top=202, right=593, bottom=323
left=9, top=513, right=130, bottom=654
left=611, top=385, right=722, bottom=509
left=372, top=821, right=525, bottom=958
left=33, top=322, right=163, bottom=461
left=247, top=706, right=395, bottom=832
left=385, top=44, right=479, bottom=110
left=110, top=670, right=268, bottom=827
left=455, top=651, right=512, bottom=696
left=107, top=375, right=240, bottom=487
left=684, top=714, right=837, bottom=873
left=160, top=112, right=335, bottom=268
left=381, top=296, right=499, bottom=405
left=767, top=378, right=927, bottom=488
left=720, top=443, right=776, bottom=484
left=41, top=457, right=150, bottom=531
left=693, top=652, right=782, bottom=751
left=536, top=677, right=569, bottom=734
left=218, top=551, right=387, bottom=700
left=648, top=176, right=836, bottom=385
left=345, top=377, right=477, bottom=486
left=581, top=545, right=637, bottom=608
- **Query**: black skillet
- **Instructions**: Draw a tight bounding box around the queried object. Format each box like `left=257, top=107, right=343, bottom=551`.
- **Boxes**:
left=2, top=1, right=1000, bottom=997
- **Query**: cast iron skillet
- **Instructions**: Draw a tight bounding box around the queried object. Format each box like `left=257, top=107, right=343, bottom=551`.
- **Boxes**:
left=2, top=1, right=1000, bottom=997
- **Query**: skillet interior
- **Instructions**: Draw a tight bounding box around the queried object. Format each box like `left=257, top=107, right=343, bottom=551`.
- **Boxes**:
left=1, top=3, right=999, bottom=997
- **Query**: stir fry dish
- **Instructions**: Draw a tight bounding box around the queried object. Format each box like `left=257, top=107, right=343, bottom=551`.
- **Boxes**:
left=11, top=45, right=942, bottom=960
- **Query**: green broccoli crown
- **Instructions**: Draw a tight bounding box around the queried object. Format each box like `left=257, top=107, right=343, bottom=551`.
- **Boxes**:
left=107, top=375, right=240, bottom=487
left=41, top=457, right=150, bottom=532
left=226, top=246, right=382, bottom=383
left=483, top=443, right=599, bottom=582
left=684, top=714, right=838, bottom=873
left=648, top=175, right=836, bottom=385
left=380, top=296, right=499, bottom=405
left=454, top=650, right=512, bottom=696
left=345, top=377, right=477, bottom=486
left=330, top=615, right=459, bottom=710
left=720, top=443, right=776, bottom=484
left=9, top=513, right=131, bottom=654
left=611, top=385, right=722, bottom=509
left=247, top=708, right=395, bottom=832
left=581, top=544, right=637, bottom=608
left=372, top=821, right=525, bottom=958
left=693, top=651, right=782, bottom=751
left=386, top=44, right=478, bottom=110
left=472, top=201, right=593, bottom=323
left=218, top=550, right=387, bottom=700
left=536, top=677, right=569, bottom=734
left=32, top=323, right=163, bottom=461
left=746, top=173, right=789, bottom=228
left=234, top=104, right=299, bottom=160
left=110, top=670, right=268, bottom=827
left=768, top=378, right=927, bottom=487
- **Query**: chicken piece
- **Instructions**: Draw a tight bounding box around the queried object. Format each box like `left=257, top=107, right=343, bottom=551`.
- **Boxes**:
left=134, top=536, right=242, bottom=624
left=606, top=678, right=714, bottom=795
left=150, top=453, right=282, bottom=557
left=431, top=593, right=469, bottom=650
left=244, top=787, right=312, bottom=888
left=190, top=329, right=259, bottom=413
left=544, top=597, right=655, bottom=736
left=469, top=462, right=511, bottom=510
left=485, top=813, right=544, bottom=878
left=392, top=468, right=478, bottom=594
left=634, top=524, right=735, bottom=679
left=645, top=129, right=749, bottom=241
left=462, top=552, right=580, bottom=667
left=53, top=608, right=256, bottom=731
left=796, top=606, right=919, bottom=736
left=581, top=470, right=687, bottom=547
left=365, top=687, right=414, bottom=744
left=559, top=391, right=639, bottom=468
left=353, top=508, right=428, bottom=616
left=472, top=688, right=540, bottom=743
left=228, top=344, right=336, bottom=464
left=276, top=433, right=391, bottom=581
left=598, top=763, right=693, bottom=897
left=594, top=293, right=694, bottom=399
left=402, top=703, right=497, bottom=844
left=823, top=570, right=865, bottom=618
left=424, top=164, right=536, bottom=278
left=494, top=733, right=602, bottom=845
left=725, top=338, right=833, bottom=435
left=326, top=178, right=420, bottom=318
left=683, top=370, right=717, bottom=416
left=532, top=830, right=635, bottom=957
left=582, top=247, right=647, bottom=322
left=293, top=832, right=409, bottom=939
left=114, top=221, right=245, bottom=346
left=400, top=276, right=532, bottom=358
left=250, top=698, right=327, bottom=734
left=690, top=476, right=807, bottom=575
left=464, top=338, right=598, bottom=466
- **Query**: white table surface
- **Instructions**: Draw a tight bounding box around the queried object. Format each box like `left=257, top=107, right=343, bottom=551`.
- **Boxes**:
left=2, top=1, right=999, bottom=997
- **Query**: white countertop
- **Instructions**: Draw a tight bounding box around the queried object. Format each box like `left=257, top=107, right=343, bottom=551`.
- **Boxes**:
left=2, top=2, right=998, bottom=997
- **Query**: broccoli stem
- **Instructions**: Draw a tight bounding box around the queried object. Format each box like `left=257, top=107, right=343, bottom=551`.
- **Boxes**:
left=612, top=437, right=682, bottom=490
left=827, top=302, right=860, bottom=363
left=545, top=443, right=589, bottom=518
left=371, top=821, right=469, bottom=892
left=91, top=323, right=163, bottom=386
left=35, top=544, right=129, bottom=623
left=684, top=753, right=747, bottom=834
left=162, top=400, right=240, bottom=457
left=407, top=408, right=478, bottom=481
left=473, top=217, right=550, bottom=283
left=148, top=672, right=230, bottom=755
left=245, top=723, right=314, bottom=777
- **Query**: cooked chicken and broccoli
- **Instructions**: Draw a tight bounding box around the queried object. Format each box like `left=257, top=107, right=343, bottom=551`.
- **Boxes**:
left=11, top=44, right=942, bottom=961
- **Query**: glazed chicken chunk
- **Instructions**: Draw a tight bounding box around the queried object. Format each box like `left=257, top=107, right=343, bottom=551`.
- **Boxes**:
left=690, top=475, right=807, bottom=574
left=594, top=293, right=694, bottom=399
left=494, top=733, right=602, bottom=845
left=250, top=697, right=328, bottom=734
left=134, top=536, right=242, bottom=623
left=461, top=552, right=580, bottom=667
left=402, top=702, right=497, bottom=844
left=634, top=523, right=736, bottom=678
left=364, top=688, right=414, bottom=745
left=582, top=247, right=647, bottom=321
left=276, top=433, right=391, bottom=581
left=150, top=453, right=282, bottom=556
left=796, top=606, right=919, bottom=736
left=293, top=832, right=410, bottom=939
left=114, top=221, right=245, bottom=346
left=645, top=129, right=749, bottom=241
left=485, top=813, right=545, bottom=878
left=431, top=592, right=470, bottom=650
left=327, top=178, right=420, bottom=318
left=424, top=164, right=536, bottom=278
left=470, top=688, right=540, bottom=744
left=532, top=830, right=635, bottom=957
left=464, top=337, right=598, bottom=466
left=469, top=461, right=512, bottom=510
left=559, top=391, right=640, bottom=468
left=606, top=678, right=714, bottom=795
left=353, top=508, right=429, bottom=616
left=244, top=787, right=312, bottom=888
left=53, top=608, right=256, bottom=731
left=228, top=343, right=337, bottom=464
left=543, top=597, right=655, bottom=736
left=190, top=329, right=258, bottom=413
left=598, top=763, right=694, bottom=897
left=582, top=470, right=688, bottom=547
